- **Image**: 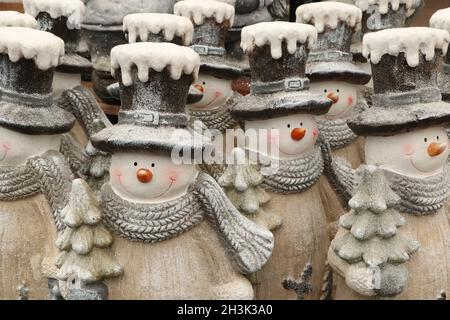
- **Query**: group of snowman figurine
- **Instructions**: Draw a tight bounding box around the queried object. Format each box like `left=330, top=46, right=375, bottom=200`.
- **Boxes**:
left=0, top=0, right=450, bottom=300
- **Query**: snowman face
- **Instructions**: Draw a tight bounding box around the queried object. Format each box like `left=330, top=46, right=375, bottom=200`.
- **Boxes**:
left=110, top=151, right=198, bottom=204
left=188, top=74, right=233, bottom=110
left=365, top=127, right=450, bottom=178
left=245, top=114, right=319, bottom=160
left=309, top=81, right=358, bottom=119
left=0, top=126, right=61, bottom=167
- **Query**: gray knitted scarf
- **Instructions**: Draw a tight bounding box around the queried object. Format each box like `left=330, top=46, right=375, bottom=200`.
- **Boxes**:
left=188, top=95, right=238, bottom=132
left=0, top=151, right=74, bottom=230
left=260, top=146, right=324, bottom=194
left=318, top=117, right=358, bottom=150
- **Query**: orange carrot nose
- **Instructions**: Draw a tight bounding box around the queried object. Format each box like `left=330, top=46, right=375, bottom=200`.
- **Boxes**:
left=327, top=92, right=339, bottom=104
left=291, top=128, right=306, bottom=141
left=137, top=169, right=153, bottom=183
left=427, top=142, right=447, bottom=157
left=194, top=84, right=205, bottom=94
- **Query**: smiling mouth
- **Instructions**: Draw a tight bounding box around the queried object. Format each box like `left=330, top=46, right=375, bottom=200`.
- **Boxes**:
left=153, top=180, right=174, bottom=199
left=195, top=92, right=220, bottom=109
left=408, top=155, right=442, bottom=174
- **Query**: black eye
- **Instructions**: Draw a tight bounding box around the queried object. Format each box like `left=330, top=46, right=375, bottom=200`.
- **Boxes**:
left=151, top=163, right=155, bottom=168
left=300, top=122, right=303, bottom=126
left=337, top=89, right=340, bottom=93
left=424, top=138, right=428, bottom=143
left=437, top=136, right=440, bottom=141
left=287, top=124, right=291, bottom=128
left=324, top=89, right=328, bottom=93
left=134, top=162, right=138, bottom=166
left=202, top=82, right=206, bottom=85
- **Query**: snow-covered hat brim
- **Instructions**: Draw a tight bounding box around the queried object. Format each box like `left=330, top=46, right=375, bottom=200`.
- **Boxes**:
left=231, top=91, right=332, bottom=121
left=349, top=100, right=450, bottom=136
left=0, top=100, right=75, bottom=135
left=307, top=61, right=371, bottom=85
left=91, top=124, right=208, bottom=154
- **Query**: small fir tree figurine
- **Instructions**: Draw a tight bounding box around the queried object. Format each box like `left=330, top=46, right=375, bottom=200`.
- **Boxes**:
left=55, top=179, right=123, bottom=300
left=330, top=166, right=419, bottom=297
left=219, top=148, right=281, bottom=231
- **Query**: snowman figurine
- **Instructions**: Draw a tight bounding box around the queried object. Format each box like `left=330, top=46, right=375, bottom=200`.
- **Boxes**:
left=232, top=22, right=333, bottom=300
left=90, top=42, right=274, bottom=299
left=430, top=8, right=450, bottom=103
left=23, top=0, right=113, bottom=164
left=175, top=0, right=245, bottom=179
left=0, top=27, right=76, bottom=299
left=296, top=2, right=371, bottom=239
left=324, top=27, right=450, bottom=299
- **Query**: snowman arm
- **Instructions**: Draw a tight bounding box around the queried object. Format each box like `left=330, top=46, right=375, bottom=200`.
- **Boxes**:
left=58, top=86, right=112, bottom=139
left=195, top=172, right=274, bottom=274
left=60, top=133, right=89, bottom=176
left=319, top=138, right=358, bottom=207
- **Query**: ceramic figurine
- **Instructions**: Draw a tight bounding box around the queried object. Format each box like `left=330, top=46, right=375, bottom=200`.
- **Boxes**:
left=106, top=12, right=195, bottom=101
left=0, top=27, right=76, bottom=299
left=219, top=147, right=282, bottom=231
left=430, top=8, right=450, bottom=102
left=90, top=42, right=274, bottom=299
left=331, top=166, right=419, bottom=298
left=324, top=27, right=450, bottom=299
left=175, top=0, right=245, bottom=180
left=232, top=21, right=333, bottom=300
left=226, top=0, right=289, bottom=62
left=55, top=179, right=123, bottom=300
left=0, top=10, right=38, bottom=28
left=296, top=2, right=372, bottom=239
left=81, top=0, right=178, bottom=105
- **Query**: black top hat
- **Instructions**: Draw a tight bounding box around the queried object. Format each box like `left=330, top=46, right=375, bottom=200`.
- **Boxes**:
left=0, top=27, right=75, bottom=135
left=24, top=0, right=92, bottom=74
left=349, top=27, right=450, bottom=136
left=174, top=0, right=245, bottom=80
left=231, top=21, right=332, bottom=121
left=91, top=42, right=207, bottom=154
left=296, top=2, right=371, bottom=85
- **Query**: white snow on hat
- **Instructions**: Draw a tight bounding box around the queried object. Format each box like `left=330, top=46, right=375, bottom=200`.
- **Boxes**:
left=430, top=8, right=450, bottom=35
left=363, top=27, right=450, bottom=67
left=23, top=0, right=85, bottom=29
left=241, top=21, right=317, bottom=59
left=111, top=42, right=200, bottom=86
left=0, top=11, right=38, bottom=29
left=0, top=27, right=64, bottom=70
left=174, top=0, right=235, bottom=26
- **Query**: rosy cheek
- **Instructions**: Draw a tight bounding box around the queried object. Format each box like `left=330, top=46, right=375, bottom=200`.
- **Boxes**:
left=113, top=168, right=123, bottom=182
left=167, top=170, right=179, bottom=182
left=3, top=143, right=11, bottom=151
left=215, top=91, right=223, bottom=97
left=402, top=144, right=414, bottom=156
left=313, top=128, right=319, bottom=137
left=347, top=96, right=354, bottom=106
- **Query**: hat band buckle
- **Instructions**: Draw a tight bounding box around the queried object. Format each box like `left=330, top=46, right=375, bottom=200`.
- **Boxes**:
left=251, top=78, right=310, bottom=95
left=308, top=50, right=352, bottom=63
left=191, top=45, right=226, bottom=56
left=119, top=110, right=188, bottom=127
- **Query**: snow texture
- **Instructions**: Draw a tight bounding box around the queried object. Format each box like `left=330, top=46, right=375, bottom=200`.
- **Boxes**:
left=174, top=0, right=235, bottom=26
left=296, top=2, right=362, bottom=33
left=241, top=21, right=317, bottom=59
left=0, top=27, right=64, bottom=70
left=430, top=8, right=450, bottom=34
left=0, top=11, right=38, bottom=29
left=355, top=0, right=416, bottom=14
left=123, top=13, right=194, bottom=45
left=363, top=27, right=450, bottom=67
left=111, top=42, right=200, bottom=86
left=23, top=0, right=84, bottom=30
